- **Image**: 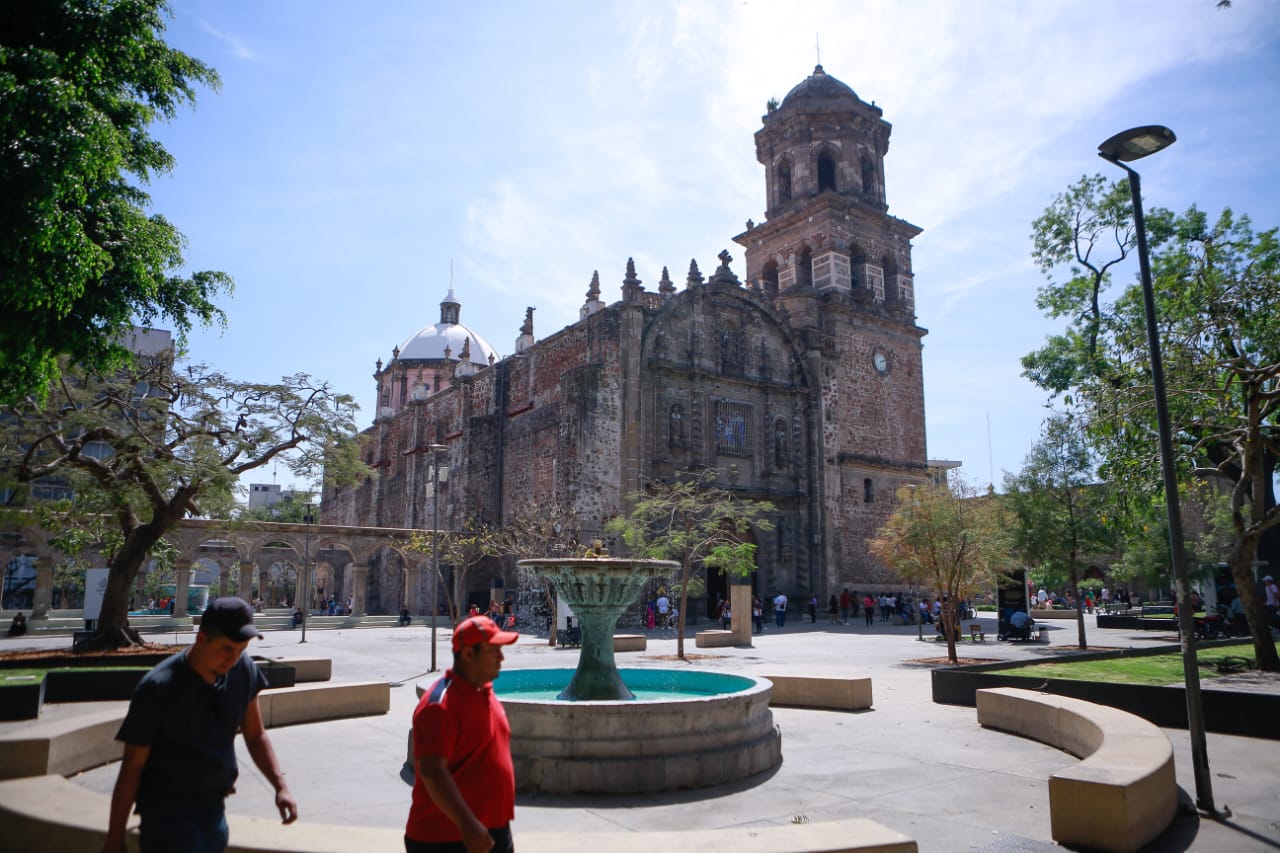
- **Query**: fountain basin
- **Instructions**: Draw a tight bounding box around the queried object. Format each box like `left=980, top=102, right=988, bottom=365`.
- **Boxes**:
left=494, top=668, right=782, bottom=794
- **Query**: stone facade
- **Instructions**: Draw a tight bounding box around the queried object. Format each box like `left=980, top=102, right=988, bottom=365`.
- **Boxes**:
left=323, top=66, right=930, bottom=613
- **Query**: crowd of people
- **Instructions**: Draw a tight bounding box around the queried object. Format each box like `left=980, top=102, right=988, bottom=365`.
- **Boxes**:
left=703, top=589, right=974, bottom=633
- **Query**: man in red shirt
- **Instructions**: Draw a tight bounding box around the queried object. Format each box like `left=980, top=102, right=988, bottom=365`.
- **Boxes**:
left=406, top=615, right=518, bottom=852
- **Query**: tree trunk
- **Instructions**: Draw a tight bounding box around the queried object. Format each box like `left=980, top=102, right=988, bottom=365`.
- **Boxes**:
left=676, top=563, right=690, bottom=660
left=1230, top=544, right=1279, bottom=672
left=1071, top=569, right=1087, bottom=649
left=78, top=527, right=162, bottom=651
left=943, top=601, right=958, bottom=664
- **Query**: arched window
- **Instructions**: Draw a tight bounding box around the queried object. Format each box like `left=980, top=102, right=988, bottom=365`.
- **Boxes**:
left=762, top=260, right=780, bottom=301
left=777, top=159, right=792, bottom=203
left=817, top=151, right=837, bottom=193
left=849, top=246, right=867, bottom=291
left=863, top=478, right=874, bottom=503
left=861, top=155, right=877, bottom=202
left=796, top=247, right=813, bottom=289
left=882, top=255, right=899, bottom=302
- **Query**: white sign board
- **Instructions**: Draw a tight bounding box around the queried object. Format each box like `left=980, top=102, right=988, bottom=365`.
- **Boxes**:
left=83, top=569, right=111, bottom=620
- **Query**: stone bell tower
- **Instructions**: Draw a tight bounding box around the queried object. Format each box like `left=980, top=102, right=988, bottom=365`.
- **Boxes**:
left=734, top=65, right=929, bottom=590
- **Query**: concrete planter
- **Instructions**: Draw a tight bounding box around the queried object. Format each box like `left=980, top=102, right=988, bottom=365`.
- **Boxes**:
left=931, top=641, right=1277, bottom=739
left=43, top=668, right=147, bottom=703
left=0, top=676, right=45, bottom=721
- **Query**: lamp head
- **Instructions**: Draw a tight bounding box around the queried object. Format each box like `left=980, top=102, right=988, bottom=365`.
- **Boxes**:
left=1098, top=126, right=1176, bottom=163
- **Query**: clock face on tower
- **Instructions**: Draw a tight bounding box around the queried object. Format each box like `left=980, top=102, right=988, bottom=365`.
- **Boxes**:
left=873, top=350, right=889, bottom=374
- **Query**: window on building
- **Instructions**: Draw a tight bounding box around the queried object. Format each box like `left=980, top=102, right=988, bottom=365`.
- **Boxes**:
left=796, top=247, right=813, bottom=289
left=714, top=401, right=751, bottom=455
left=777, top=159, right=792, bottom=203
left=762, top=260, right=780, bottom=301
left=817, top=151, right=837, bottom=192
left=774, top=419, right=788, bottom=469
left=668, top=404, right=685, bottom=449
left=861, top=155, right=876, bottom=201
left=864, top=478, right=874, bottom=503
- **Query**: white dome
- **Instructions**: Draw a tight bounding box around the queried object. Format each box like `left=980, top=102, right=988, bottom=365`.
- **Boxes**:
left=397, top=322, right=497, bottom=363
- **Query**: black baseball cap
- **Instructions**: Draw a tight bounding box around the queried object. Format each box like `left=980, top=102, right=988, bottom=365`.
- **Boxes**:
left=201, top=597, right=263, bottom=640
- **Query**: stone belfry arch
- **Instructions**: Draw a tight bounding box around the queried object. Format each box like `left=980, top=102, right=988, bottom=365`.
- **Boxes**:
left=734, top=65, right=930, bottom=592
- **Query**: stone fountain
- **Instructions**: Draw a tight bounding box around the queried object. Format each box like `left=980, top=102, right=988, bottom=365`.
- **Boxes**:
left=517, top=556, right=672, bottom=700
left=490, top=554, right=781, bottom=794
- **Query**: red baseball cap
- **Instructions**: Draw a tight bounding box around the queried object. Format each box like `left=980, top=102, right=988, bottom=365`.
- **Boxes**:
left=451, top=616, right=519, bottom=653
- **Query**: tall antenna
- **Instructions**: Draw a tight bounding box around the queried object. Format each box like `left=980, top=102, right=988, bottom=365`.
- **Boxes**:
left=449, top=259, right=454, bottom=289
left=815, top=34, right=821, bottom=66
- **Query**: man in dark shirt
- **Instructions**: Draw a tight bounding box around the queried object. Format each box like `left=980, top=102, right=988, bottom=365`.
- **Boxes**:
left=103, top=597, right=296, bottom=852
left=406, top=615, right=518, bottom=853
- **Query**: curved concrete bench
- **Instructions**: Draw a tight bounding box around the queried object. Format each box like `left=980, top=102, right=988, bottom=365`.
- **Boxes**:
left=976, top=687, right=1177, bottom=852
left=0, top=775, right=918, bottom=853
left=0, top=682, right=389, bottom=781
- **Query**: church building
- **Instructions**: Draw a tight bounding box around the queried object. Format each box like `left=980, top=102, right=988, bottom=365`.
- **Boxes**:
left=323, top=66, right=930, bottom=613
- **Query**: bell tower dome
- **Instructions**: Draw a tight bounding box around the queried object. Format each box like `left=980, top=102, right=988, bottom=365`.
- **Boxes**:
left=734, top=66, right=920, bottom=319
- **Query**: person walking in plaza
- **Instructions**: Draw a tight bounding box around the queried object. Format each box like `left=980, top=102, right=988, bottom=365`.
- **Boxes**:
left=752, top=595, right=765, bottom=633
left=103, top=598, right=296, bottom=853
left=807, top=594, right=818, bottom=623
left=406, top=616, right=519, bottom=853
left=828, top=594, right=840, bottom=624
left=863, top=593, right=876, bottom=626
left=773, top=592, right=788, bottom=628
left=839, top=588, right=851, bottom=624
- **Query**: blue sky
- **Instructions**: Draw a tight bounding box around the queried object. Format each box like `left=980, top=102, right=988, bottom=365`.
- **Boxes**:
left=147, top=0, right=1280, bottom=493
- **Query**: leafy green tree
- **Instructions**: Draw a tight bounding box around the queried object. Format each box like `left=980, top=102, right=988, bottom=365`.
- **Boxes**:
left=492, top=503, right=581, bottom=644
left=870, top=480, right=1010, bottom=664
left=605, top=469, right=773, bottom=660
left=236, top=491, right=318, bottom=523
left=1025, top=176, right=1280, bottom=670
left=1, top=350, right=367, bottom=648
left=1004, top=414, right=1116, bottom=649
left=405, top=519, right=504, bottom=625
left=0, top=0, right=229, bottom=404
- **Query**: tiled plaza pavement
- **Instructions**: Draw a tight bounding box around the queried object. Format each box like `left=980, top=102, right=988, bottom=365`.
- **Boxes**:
left=10, top=614, right=1280, bottom=851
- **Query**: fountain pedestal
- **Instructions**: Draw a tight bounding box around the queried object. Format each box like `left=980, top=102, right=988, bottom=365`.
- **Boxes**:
left=517, top=558, right=673, bottom=700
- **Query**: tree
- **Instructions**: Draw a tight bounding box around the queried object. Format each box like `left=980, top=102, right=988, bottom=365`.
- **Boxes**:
left=0, top=0, right=229, bottom=404
left=1004, top=414, right=1116, bottom=649
left=492, top=503, right=582, bottom=644
left=405, top=519, right=504, bottom=625
left=605, top=469, right=773, bottom=660
left=870, top=480, right=1010, bottom=664
left=1025, top=177, right=1280, bottom=669
left=0, top=350, right=367, bottom=648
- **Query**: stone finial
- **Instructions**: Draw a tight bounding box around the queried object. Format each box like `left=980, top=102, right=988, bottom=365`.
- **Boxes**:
left=686, top=259, right=704, bottom=288
left=745, top=219, right=754, bottom=230
left=622, top=257, right=643, bottom=301
left=586, top=270, right=601, bottom=301
left=392, top=346, right=400, bottom=360
left=658, top=266, right=675, bottom=298
left=516, top=307, right=536, bottom=354
left=488, top=353, right=496, bottom=366
left=375, top=358, right=383, bottom=372
left=459, top=336, right=472, bottom=362
left=710, top=249, right=741, bottom=287
left=444, top=344, right=452, bottom=360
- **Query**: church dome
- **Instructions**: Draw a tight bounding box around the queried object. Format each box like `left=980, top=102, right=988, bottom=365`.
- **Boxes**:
left=777, top=65, right=859, bottom=112
left=394, top=289, right=498, bottom=364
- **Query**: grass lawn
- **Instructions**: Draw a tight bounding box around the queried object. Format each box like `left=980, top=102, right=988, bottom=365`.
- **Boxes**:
left=0, top=665, right=148, bottom=686
left=998, top=643, right=1257, bottom=686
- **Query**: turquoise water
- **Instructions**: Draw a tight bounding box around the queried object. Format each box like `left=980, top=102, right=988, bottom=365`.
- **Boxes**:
left=494, top=668, right=754, bottom=702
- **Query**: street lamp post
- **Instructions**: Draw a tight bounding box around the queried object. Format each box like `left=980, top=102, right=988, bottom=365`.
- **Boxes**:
left=428, top=444, right=449, bottom=673
left=1098, top=125, right=1214, bottom=814
left=300, top=503, right=314, bottom=644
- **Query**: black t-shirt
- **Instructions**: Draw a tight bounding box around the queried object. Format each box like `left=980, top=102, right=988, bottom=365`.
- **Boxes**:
left=117, top=650, right=267, bottom=811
